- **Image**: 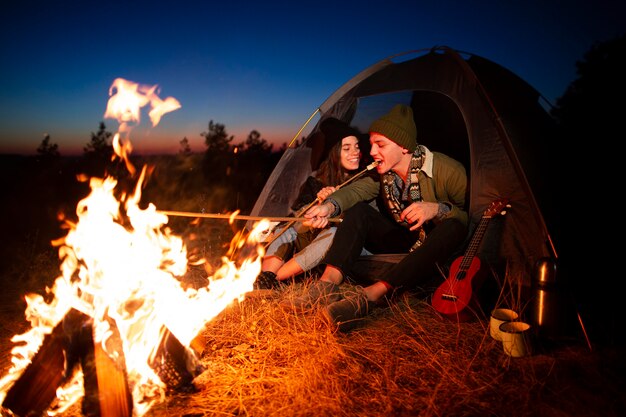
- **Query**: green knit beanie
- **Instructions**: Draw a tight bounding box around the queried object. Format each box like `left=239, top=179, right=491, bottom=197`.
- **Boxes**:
left=369, top=104, right=417, bottom=152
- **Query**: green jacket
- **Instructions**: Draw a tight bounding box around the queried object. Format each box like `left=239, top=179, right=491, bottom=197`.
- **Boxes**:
left=329, top=150, right=468, bottom=228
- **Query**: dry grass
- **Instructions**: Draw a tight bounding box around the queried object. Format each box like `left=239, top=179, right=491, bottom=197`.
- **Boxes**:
left=139, top=282, right=622, bottom=417
left=1, top=257, right=625, bottom=417
left=190, top=290, right=501, bottom=417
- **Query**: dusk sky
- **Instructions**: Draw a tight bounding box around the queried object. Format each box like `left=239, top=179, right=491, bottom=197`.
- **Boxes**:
left=1, top=0, right=623, bottom=155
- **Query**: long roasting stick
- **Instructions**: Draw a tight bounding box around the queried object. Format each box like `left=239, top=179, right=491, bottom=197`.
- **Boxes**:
left=263, top=160, right=379, bottom=248
left=292, top=160, right=379, bottom=218
left=156, top=211, right=342, bottom=223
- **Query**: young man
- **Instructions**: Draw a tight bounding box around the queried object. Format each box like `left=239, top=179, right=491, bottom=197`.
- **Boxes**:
left=283, top=104, right=469, bottom=331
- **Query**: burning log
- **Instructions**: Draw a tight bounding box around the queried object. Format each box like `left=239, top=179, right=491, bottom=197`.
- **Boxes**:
left=1, top=310, right=76, bottom=416
left=2, top=309, right=133, bottom=417
left=1, top=308, right=203, bottom=416
left=91, top=318, right=133, bottom=417
left=149, top=328, right=205, bottom=393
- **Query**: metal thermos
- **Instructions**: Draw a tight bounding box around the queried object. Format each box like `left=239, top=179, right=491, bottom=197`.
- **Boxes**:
left=531, top=257, right=557, bottom=328
left=529, top=257, right=576, bottom=341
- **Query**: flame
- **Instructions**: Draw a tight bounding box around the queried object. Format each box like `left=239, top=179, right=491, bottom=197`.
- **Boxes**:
left=104, top=78, right=181, bottom=129
left=104, top=78, right=181, bottom=176
left=0, top=78, right=265, bottom=415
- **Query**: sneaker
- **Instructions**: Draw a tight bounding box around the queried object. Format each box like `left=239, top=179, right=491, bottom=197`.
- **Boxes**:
left=253, top=271, right=279, bottom=290
left=280, top=280, right=342, bottom=312
left=322, top=286, right=376, bottom=332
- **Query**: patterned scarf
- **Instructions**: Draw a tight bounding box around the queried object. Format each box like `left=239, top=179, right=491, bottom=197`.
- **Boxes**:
left=381, top=145, right=427, bottom=250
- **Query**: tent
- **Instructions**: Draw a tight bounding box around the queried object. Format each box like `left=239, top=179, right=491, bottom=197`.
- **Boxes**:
left=249, top=46, right=562, bottom=299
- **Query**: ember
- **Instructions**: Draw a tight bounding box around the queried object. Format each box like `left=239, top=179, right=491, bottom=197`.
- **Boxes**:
left=0, top=78, right=266, bottom=416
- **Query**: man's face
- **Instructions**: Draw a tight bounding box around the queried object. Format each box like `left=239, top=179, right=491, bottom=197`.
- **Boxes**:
left=369, top=133, right=405, bottom=174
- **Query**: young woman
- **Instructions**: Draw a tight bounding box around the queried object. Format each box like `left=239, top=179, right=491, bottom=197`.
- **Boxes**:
left=254, top=118, right=370, bottom=290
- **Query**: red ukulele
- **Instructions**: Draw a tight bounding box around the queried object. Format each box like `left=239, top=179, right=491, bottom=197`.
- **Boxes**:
left=432, top=198, right=510, bottom=318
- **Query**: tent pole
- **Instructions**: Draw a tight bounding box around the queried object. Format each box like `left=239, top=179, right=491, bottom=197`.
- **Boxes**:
left=288, top=108, right=319, bottom=148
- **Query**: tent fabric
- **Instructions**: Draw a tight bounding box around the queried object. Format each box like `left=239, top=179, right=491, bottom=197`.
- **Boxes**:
left=249, top=46, right=560, bottom=288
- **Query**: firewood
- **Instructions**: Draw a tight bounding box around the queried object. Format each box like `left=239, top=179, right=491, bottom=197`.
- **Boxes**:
left=2, top=309, right=85, bottom=416
left=150, top=328, right=205, bottom=392
left=93, top=336, right=132, bottom=417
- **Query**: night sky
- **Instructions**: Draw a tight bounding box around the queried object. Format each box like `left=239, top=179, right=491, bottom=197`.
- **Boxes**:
left=1, top=0, right=623, bottom=155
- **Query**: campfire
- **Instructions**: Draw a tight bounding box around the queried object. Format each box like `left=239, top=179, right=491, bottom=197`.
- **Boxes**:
left=0, top=79, right=267, bottom=416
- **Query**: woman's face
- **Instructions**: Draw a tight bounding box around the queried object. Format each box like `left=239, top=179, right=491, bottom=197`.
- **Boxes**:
left=340, top=136, right=361, bottom=171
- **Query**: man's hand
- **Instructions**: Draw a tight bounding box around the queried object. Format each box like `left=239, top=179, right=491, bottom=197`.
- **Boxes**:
left=400, top=201, right=439, bottom=231
left=303, top=201, right=334, bottom=228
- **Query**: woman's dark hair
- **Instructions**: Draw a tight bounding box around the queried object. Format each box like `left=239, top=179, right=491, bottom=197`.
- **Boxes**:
left=314, top=117, right=371, bottom=186
left=315, top=137, right=363, bottom=186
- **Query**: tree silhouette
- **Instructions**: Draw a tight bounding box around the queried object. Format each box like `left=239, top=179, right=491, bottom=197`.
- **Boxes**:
left=84, top=121, right=114, bottom=156
left=201, top=120, right=233, bottom=153
left=229, top=129, right=281, bottom=210
left=241, top=130, right=273, bottom=153
left=201, top=120, right=235, bottom=187
left=549, top=33, right=625, bottom=345
left=549, top=34, right=625, bottom=247
left=551, top=34, right=625, bottom=143
left=179, top=137, right=192, bottom=155
left=36, top=134, right=60, bottom=159
left=196, top=122, right=286, bottom=212
left=82, top=121, right=116, bottom=177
